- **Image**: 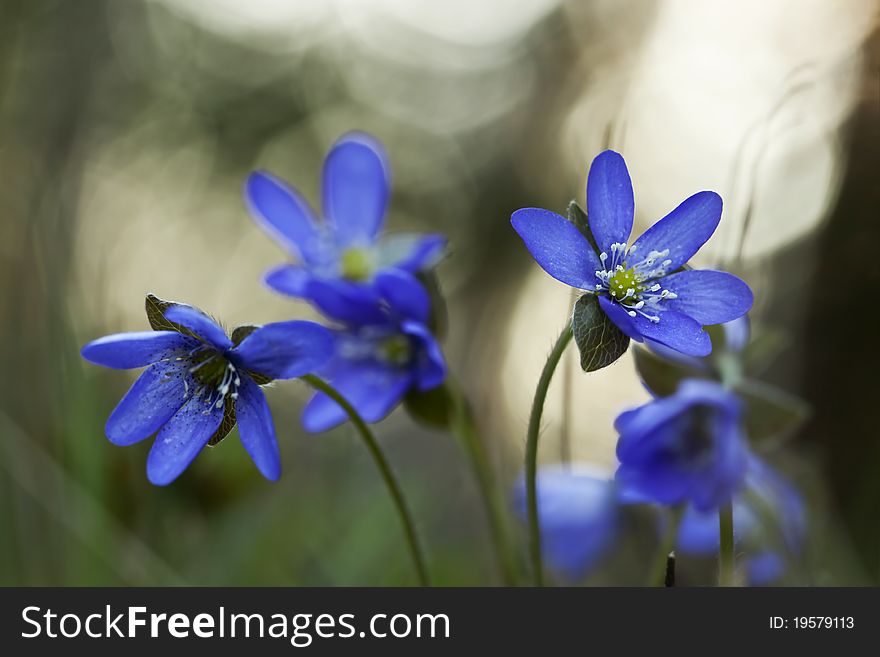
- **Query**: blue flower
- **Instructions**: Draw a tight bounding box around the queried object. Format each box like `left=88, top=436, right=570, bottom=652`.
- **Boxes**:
left=615, top=379, right=750, bottom=511
left=676, top=456, right=806, bottom=584
left=300, top=269, right=447, bottom=432
left=245, top=132, right=446, bottom=324
left=511, top=150, right=753, bottom=357
left=514, top=465, right=619, bottom=580
left=81, top=297, right=334, bottom=485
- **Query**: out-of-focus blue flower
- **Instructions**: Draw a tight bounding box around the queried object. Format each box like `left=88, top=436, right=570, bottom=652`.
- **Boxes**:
left=511, top=151, right=753, bottom=357
left=514, top=465, right=619, bottom=581
left=245, top=132, right=446, bottom=324
left=81, top=300, right=334, bottom=485
left=676, top=456, right=806, bottom=584
left=615, top=379, right=750, bottom=511
left=301, top=269, right=446, bottom=433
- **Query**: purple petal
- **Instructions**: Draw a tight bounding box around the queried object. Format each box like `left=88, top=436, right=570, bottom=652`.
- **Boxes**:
left=322, top=132, right=389, bottom=245
left=235, top=376, right=280, bottom=481
left=661, top=269, right=753, bottom=325
left=301, top=362, right=413, bottom=433
left=231, top=320, right=334, bottom=380
left=105, top=361, right=190, bottom=445
left=375, top=269, right=430, bottom=324
left=401, top=320, right=447, bottom=391
left=146, top=394, right=224, bottom=485
left=631, top=310, right=712, bottom=357
left=377, top=233, right=446, bottom=272
left=245, top=171, right=321, bottom=262
left=305, top=278, right=387, bottom=325
left=631, top=191, right=722, bottom=271
left=586, top=150, right=634, bottom=253
left=511, top=208, right=601, bottom=289
left=263, top=264, right=311, bottom=297
left=164, top=305, right=232, bottom=351
left=81, top=331, right=197, bottom=370
left=597, top=295, right=642, bottom=341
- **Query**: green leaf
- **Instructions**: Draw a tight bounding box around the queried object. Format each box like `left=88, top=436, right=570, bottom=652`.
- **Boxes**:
left=736, top=378, right=810, bottom=449
left=230, top=324, right=273, bottom=385
left=415, top=271, right=447, bottom=340
left=632, top=344, right=708, bottom=396
left=403, top=383, right=454, bottom=429
left=741, top=326, right=787, bottom=376
left=206, top=395, right=237, bottom=447
left=571, top=294, right=630, bottom=372
left=566, top=201, right=601, bottom=256
left=144, top=294, right=202, bottom=341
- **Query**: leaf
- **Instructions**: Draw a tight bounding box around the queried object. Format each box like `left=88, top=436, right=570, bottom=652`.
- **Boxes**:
left=736, top=378, right=810, bottom=449
left=415, top=271, right=447, bottom=340
left=571, top=294, right=630, bottom=372
left=144, top=294, right=202, bottom=341
left=230, top=324, right=273, bottom=385
left=632, top=345, right=708, bottom=397
left=566, top=201, right=601, bottom=256
left=207, top=394, right=237, bottom=447
left=741, top=326, right=787, bottom=376
left=403, top=383, right=454, bottom=429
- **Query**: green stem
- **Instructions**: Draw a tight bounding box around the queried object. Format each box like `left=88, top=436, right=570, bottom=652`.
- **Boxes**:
left=301, top=374, right=430, bottom=587
left=718, top=502, right=735, bottom=586
left=449, top=380, right=519, bottom=586
left=525, top=323, right=574, bottom=586
left=649, top=506, right=683, bottom=586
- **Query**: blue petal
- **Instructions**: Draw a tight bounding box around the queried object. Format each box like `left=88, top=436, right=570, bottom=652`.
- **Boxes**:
left=377, top=233, right=446, bottom=272
left=231, top=320, right=334, bottom=380
left=301, top=362, right=413, bottom=433
left=304, top=278, right=386, bottom=325
left=631, top=191, right=722, bottom=271
left=163, top=305, right=232, bottom=351
left=146, top=394, right=224, bottom=485
left=235, top=376, right=280, bottom=481
left=81, top=331, right=197, bottom=370
left=245, top=171, right=321, bottom=263
left=747, top=553, right=785, bottom=585
left=105, top=362, right=190, bottom=445
left=322, top=132, right=389, bottom=245
left=375, top=269, right=430, bottom=324
left=597, top=295, right=642, bottom=340
left=723, top=316, right=751, bottom=353
left=586, top=150, right=634, bottom=253
left=662, top=270, right=753, bottom=325
left=515, top=464, right=618, bottom=580
left=401, top=320, right=447, bottom=390
left=631, top=310, right=712, bottom=357
left=263, top=264, right=311, bottom=297
left=512, top=208, right=601, bottom=289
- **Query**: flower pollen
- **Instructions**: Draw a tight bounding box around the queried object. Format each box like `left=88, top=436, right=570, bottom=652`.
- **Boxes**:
left=594, top=242, right=677, bottom=324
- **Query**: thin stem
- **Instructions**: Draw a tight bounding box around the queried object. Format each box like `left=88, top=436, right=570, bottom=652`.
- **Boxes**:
left=649, top=506, right=683, bottom=586
left=718, top=502, right=735, bottom=587
left=525, top=323, right=574, bottom=586
left=449, top=380, right=519, bottom=586
left=301, top=374, right=430, bottom=587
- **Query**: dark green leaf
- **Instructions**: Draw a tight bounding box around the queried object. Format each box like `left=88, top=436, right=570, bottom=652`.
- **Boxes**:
left=632, top=345, right=708, bottom=397
left=144, top=294, right=202, bottom=341
left=571, top=294, right=630, bottom=372
left=403, top=383, right=454, bottom=429
left=415, top=271, right=447, bottom=340
left=566, top=201, right=601, bottom=256
left=229, top=325, right=273, bottom=384
left=207, top=395, right=237, bottom=447
left=736, top=378, right=810, bottom=449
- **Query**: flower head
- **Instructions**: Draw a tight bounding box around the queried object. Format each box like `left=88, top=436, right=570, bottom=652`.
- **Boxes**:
left=245, top=132, right=446, bottom=324
left=301, top=269, right=447, bottom=433
left=615, top=379, right=750, bottom=511
left=81, top=296, right=334, bottom=485
left=514, top=465, right=619, bottom=580
left=511, top=150, right=753, bottom=357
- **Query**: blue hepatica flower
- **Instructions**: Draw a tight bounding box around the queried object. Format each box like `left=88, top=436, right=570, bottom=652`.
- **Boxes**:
left=301, top=269, right=447, bottom=433
left=81, top=297, right=334, bottom=485
left=615, top=379, right=750, bottom=511
left=511, top=150, right=753, bottom=357
left=514, top=465, right=619, bottom=581
left=245, top=132, right=446, bottom=324
left=676, top=456, right=806, bottom=585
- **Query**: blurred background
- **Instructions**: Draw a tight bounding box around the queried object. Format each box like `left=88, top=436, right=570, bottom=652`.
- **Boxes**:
left=0, top=0, right=877, bottom=585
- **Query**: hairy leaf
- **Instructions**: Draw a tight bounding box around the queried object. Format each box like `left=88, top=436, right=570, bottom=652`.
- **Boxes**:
left=572, top=294, right=630, bottom=372
left=403, top=383, right=454, bottom=429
